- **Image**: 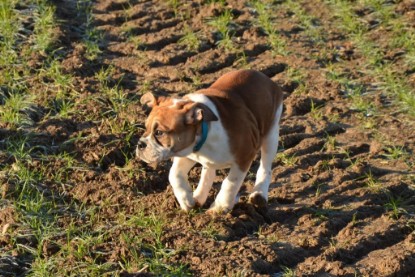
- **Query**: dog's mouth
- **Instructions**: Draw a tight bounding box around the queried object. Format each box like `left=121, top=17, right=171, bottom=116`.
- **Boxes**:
left=135, top=142, right=172, bottom=165
left=135, top=150, right=159, bottom=169
left=136, top=147, right=157, bottom=163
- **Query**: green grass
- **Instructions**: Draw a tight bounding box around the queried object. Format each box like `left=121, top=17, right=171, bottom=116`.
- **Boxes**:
left=379, top=67, right=415, bottom=116
left=323, top=135, right=337, bottom=152
left=78, top=0, right=102, bottom=61
left=0, top=0, right=19, bottom=53
left=361, top=0, right=394, bottom=25
left=285, top=66, right=307, bottom=85
left=208, top=9, right=232, bottom=36
left=234, top=51, right=251, bottom=69
left=382, top=145, right=409, bottom=161
left=95, top=65, right=115, bottom=89
left=5, top=133, right=34, bottom=160
left=309, top=100, right=324, bottom=120
left=325, top=0, right=415, bottom=116
left=364, top=171, right=384, bottom=193
left=43, top=59, right=74, bottom=92
left=167, top=0, right=181, bottom=17
left=345, top=84, right=376, bottom=117
left=33, top=1, right=57, bottom=52
left=200, top=221, right=220, bottom=240
left=204, top=0, right=226, bottom=5
left=4, top=160, right=62, bottom=271
left=285, top=0, right=324, bottom=43
left=0, top=1, right=119, bottom=275
left=251, top=0, right=288, bottom=56
left=385, top=196, right=406, bottom=220
left=340, top=149, right=363, bottom=169
left=0, top=91, right=35, bottom=128
left=314, top=182, right=328, bottom=197
left=252, top=0, right=274, bottom=35
left=38, top=58, right=77, bottom=117
left=122, top=0, right=135, bottom=20
left=275, top=152, right=298, bottom=167
left=50, top=98, right=75, bottom=118
left=326, top=0, right=367, bottom=35
left=119, top=212, right=191, bottom=276
left=281, top=266, right=296, bottom=277
left=179, top=25, right=201, bottom=51
left=208, top=9, right=236, bottom=52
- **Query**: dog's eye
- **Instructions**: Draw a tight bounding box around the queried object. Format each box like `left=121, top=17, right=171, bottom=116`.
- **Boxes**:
left=154, top=130, right=164, bottom=137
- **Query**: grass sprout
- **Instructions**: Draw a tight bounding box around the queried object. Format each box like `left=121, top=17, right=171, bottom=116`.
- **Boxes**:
left=0, top=91, right=35, bottom=128
left=275, top=152, right=298, bottom=167
left=385, top=196, right=406, bottom=220
left=5, top=134, right=34, bottom=160
left=208, top=9, right=233, bottom=37
left=208, top=9, right=235, bottom=51
left=179, top=25, right=201, bottom=52
left=0, top=0, right=19, bottom=48
left=309, top=100, right=324, bottom=120
left=365, top=171, right=384, bottom=193
left=383, top=145, right=409, bottom=160
left=251, top=0, right=288, bottom=56
left=33, top=2, right=57, bottom=52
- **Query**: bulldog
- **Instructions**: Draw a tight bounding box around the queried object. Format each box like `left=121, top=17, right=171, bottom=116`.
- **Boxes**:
left=136, top=70, right=283, bottom=213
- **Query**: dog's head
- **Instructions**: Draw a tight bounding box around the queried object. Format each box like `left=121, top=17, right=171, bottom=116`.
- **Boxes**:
left=136, top=92, right=218, bottom=164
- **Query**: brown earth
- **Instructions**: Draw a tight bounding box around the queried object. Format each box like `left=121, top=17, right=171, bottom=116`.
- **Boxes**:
left=1, top=0, right=415, bottom=276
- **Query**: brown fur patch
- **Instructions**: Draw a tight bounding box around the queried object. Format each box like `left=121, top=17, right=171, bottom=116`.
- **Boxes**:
left=143, top=100, right=199, bottom=152
left=197, top=70, right=283, bottom=171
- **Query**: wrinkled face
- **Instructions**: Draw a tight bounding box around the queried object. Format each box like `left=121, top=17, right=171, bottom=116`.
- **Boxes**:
left=136, top=98, right=199, bottom=163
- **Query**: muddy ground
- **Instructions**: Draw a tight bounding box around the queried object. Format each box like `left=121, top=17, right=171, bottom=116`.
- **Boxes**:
left=1, top=0, right=415, bottom=276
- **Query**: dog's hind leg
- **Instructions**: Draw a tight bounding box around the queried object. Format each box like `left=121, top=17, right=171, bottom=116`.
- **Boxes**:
left=193, top=166, right=216, bottom=207
left=208, top=165, right=248, bottom=213
left=249, top=104, right=283, bottom=208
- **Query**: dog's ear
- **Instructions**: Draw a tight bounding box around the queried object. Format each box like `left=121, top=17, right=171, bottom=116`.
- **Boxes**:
left=140, top=92, right=157, bottom=111
left=185, top=103, right=218, bottom=125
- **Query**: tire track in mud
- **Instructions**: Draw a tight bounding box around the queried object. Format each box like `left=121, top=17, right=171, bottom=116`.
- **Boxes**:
left=48, top=0, right=415, bottom=275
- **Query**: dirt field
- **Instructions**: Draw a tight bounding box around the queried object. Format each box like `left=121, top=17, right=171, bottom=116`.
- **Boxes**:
left=1, top=0, right=415, bottom=276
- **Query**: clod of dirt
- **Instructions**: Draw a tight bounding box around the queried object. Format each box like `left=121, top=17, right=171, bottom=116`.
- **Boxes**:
left=42, top=240, right=61, bottom=258
left=0, top=207, right=16, bottom=229
left=37, top=118, right=77, bottom=143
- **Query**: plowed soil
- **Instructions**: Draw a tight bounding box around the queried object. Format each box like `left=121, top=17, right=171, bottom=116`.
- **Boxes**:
left=1, top=0, right=415, bottom=276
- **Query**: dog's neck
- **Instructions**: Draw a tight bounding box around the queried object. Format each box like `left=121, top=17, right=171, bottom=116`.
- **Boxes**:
left=193, top=121, right=209, bottom=152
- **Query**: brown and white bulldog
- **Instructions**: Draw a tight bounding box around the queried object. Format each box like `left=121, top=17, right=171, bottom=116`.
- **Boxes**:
left=136, top=70, right=283, bottom=213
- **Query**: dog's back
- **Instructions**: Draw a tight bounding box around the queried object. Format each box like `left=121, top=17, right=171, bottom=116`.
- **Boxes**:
left=197, top=70, right=283, bottom=171
left=209, top=70, right=283, bottom=136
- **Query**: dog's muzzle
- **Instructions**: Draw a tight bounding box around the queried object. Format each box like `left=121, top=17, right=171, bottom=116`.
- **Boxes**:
left=136, top=136, right=172, bottom=164
left=135, top=138, right=147, bottom=159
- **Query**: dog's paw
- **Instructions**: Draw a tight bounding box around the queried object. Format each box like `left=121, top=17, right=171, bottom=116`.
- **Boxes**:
left=193, top=199, right=203, bottom=208
left=248, top=191, right=267, bottom=207
left=177, top=196, right=195, bottom=212
left=248, top=191, right=268, bottom=209
left=207, top=202, right=232, bottom=215
left=206, top=207, right=228, bottom=216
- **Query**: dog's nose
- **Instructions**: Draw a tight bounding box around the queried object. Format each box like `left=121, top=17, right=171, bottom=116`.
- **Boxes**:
left=137, top=140, right=147, bottom=149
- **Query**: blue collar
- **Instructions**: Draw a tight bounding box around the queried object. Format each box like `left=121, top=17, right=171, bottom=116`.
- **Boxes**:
left=193, top=121, right=208, bottom=152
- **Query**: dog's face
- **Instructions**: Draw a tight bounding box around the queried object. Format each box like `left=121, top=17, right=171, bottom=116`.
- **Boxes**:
left=136, top=92, right=217, bottom=163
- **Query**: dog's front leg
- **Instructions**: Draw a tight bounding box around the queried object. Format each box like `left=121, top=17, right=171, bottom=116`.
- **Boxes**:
left=169, top=157, right=196, bottom=212
left=193, top=166, right=216, bottom=207
left=208, top=165, right=247, bottom=213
